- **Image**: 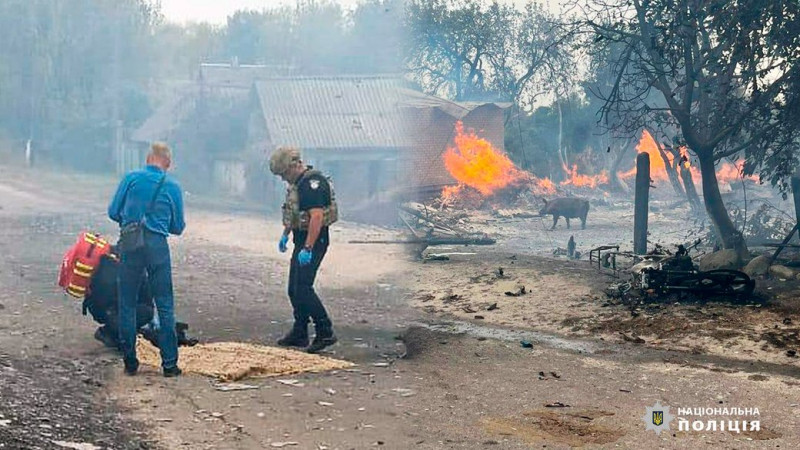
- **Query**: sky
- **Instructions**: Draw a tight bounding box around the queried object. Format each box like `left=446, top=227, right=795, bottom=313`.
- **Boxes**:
left=158, top=0, right=566, bottom=25
left=159, top=0, right=363, bottom=24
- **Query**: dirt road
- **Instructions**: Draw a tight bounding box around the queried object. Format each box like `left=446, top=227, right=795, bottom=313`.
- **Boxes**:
left=2, top=164, right=800, bottom=449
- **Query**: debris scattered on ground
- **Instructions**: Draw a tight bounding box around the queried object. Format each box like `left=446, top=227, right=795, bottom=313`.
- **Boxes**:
left=391, top=388, right=416, bottom=397
left=486, top=302, right=498, bottom=311
left=520, top=341, right=533, bottom=348
left=51, top=442, right=102, bottom=450
left=545, top=402, right=570, bottom=408
left=620, top=333, right=646, bottom=344
left=277, top=380, right=305, bottom=387
left=270, top=442, right=300, bottom=448
left=425, top=254, right=450, bottom=261
left=504, top=286, right=526, bottom=296
left=213, top=382, right=260, bottom=392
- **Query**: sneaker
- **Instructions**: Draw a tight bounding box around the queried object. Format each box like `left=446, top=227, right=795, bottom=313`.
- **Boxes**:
left=306, top=335, right=338, bottom=354
left=124, top=359, right=139, bottom=376
left=163, top=366, right=182, bottom=378
left=277, top=330, right=309, bottom=348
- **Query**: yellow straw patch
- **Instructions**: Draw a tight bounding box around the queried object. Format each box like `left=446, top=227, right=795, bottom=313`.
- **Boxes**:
left=135, top=339, right=354, bottom=381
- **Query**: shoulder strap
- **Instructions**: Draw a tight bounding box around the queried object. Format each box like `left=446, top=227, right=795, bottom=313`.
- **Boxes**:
left=296, top=168, right=316, bottom=184
left=146, top=174, right=167, bottom=215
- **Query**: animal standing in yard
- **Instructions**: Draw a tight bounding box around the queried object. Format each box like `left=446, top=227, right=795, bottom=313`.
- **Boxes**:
left=539, top=197, right=590, bottom=230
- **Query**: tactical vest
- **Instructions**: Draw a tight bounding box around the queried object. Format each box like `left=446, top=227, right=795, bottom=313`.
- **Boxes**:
left=282, top=169, right=338, bottom=230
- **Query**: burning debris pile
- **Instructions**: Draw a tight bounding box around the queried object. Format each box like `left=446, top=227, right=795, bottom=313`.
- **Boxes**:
left=434, top=122, right=558, bottom=211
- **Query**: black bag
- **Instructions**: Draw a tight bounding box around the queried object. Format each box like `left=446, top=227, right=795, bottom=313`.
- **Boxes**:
left=118, top=174, right=166, bottom=254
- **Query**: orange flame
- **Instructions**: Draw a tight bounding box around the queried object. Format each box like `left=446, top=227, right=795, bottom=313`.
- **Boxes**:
left=620, top=130, right=757, bottom=189
left=619, top=130, right=670, bottom=181
left=716, top=160, right=758, bottom=185
left=442, top=121, right=526, bottom=196
left=535, top=177, right=557, bottom=195
left=440, top=184, right=463, bottom=204
left=560, top=164, right=609, bottom=188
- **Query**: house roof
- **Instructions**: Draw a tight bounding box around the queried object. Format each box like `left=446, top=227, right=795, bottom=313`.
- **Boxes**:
left=130, top=84, right=251, bottom=143
left=398, top=88, right=513, bottom=119
left=254, top=75, right=415, bottom=149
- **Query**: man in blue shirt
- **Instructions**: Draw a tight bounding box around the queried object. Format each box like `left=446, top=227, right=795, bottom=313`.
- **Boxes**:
left=108, top=142, right=185, bottom=377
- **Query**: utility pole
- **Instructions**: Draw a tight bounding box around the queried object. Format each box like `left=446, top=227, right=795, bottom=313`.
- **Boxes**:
left=112, top=5, right=123, bottom=174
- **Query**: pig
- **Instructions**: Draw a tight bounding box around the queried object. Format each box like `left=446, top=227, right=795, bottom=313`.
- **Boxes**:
left=539, top=197, right=590, bottom=230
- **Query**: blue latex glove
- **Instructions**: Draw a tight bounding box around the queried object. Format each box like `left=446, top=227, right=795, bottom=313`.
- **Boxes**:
left=278, top=234, right=289, bottom=253
left=297, top=248, right=313, bottom=266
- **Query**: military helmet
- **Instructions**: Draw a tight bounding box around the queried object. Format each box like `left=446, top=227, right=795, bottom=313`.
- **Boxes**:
left=269, top=146, right=301, bottom=175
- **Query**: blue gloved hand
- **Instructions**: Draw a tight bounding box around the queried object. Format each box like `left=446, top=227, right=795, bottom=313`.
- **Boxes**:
left=297, top=248, right=313, bottom=266
left=278, top=234, right=289, bottom=253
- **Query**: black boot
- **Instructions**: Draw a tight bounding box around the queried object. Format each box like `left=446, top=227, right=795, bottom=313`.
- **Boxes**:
left=307, top=321, right=337, bottom=354
left=94, top=326, right=118, bottom=349
left=123, top=358, right=139, bottom=376
left=277, top=320, right=309, bottom=348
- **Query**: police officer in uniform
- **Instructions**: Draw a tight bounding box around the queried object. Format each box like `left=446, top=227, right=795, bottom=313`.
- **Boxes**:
left=269, top=147, right=338, bottom=353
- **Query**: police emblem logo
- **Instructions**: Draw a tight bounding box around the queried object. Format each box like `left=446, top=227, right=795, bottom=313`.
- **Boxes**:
left=642, top=402, right=674, bottom=435
left=652, top=411, right=663, bottom=426
left=310, top=179, right=320, bottom=190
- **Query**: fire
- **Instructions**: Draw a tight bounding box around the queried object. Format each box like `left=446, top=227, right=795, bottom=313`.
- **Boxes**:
left=621, top=130, right=757, bottom=188
left=442, top=121, right=526, bottom=196
left=440, top=184, right=463, bottom=204
left=619, top=130, right=670, bottom=181
left=534, top=177, right=557, bottom=195
left=716, top=160, right=758, bottom=185
left=560, top=164, right=609, bottom=188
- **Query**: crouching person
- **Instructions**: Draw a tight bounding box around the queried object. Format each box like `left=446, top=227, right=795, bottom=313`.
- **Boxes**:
left=84, top=250, right=198, bottom=350
left=108, top=142, right=185, bottom=377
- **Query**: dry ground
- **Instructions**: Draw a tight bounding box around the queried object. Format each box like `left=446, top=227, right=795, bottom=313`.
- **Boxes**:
left=2, top=163, right=800, bottom=450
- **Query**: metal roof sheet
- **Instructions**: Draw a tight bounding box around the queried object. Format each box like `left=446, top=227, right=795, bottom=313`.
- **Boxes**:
left=254, top=75, right=414, bottom=149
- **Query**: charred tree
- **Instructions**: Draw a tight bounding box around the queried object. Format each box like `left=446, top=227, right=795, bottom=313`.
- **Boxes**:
left=793, top=174, right=800, bottom=228
left=678, top=161, right=702, bottom=213
left=606, top=138, right=631, bottom=193
left=652, top=137, right=684, bottom=198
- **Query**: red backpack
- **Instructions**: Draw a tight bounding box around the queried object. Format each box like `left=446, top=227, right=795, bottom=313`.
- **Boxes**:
left=58, top=232, right=113, bottom=299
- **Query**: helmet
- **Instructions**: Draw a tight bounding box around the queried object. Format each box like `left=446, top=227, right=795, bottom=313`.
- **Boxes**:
left=269, top=146, right=301, bottom=175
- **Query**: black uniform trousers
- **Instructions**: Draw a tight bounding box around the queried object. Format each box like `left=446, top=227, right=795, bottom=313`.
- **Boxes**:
left=288, top=236, right=332, bottom=332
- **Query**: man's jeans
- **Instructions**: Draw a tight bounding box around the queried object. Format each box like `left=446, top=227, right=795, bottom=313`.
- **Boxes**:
left=117, top=231, right=178, bottom=369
